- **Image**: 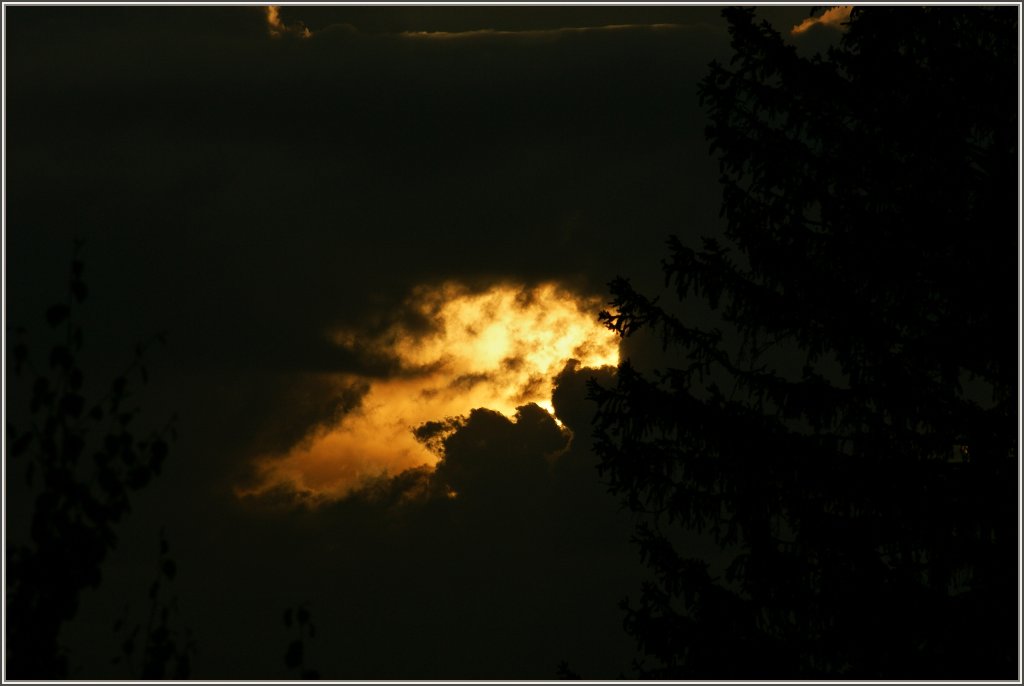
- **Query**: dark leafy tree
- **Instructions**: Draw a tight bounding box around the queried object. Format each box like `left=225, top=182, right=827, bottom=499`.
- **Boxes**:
left=6, top=248, right=178, bottom=679
left=555, top=659, right=583, bottom=680
left=282, top=603, right=321, bottom=679
left=591, top=7, right=1016, bottom=679
left=112, top=528, right=196, bottom=678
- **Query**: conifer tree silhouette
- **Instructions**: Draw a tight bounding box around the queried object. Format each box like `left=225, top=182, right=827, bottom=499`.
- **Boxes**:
left=591, top=7, right=1017, bottom=678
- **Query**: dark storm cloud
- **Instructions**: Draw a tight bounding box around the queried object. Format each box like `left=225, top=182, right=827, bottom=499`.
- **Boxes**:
left=431, top=404, right=569, bottom=494
left=352, top=402, right=573, bottom=509
left=348, top=362, right=626, bottom=553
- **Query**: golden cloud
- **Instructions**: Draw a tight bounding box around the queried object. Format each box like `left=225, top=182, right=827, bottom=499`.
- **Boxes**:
left=791, top=6, right=853, bottom=35
left=238, top=281, right=619, bottom=504
left=266, top=5, right=311, bottom=39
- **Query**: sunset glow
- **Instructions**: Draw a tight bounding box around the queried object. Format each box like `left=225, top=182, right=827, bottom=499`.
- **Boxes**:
left=266, top=5, right=311, bottom=39
left=239, top=282, right=619, bottom=502
left=265, top=5, right=281, bottom=36
left=791, top=6, right=853, bottom=35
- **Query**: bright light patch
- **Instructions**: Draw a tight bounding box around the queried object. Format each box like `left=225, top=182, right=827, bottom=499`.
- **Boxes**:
left=791, top=6, right=853, bottom=35
left=238, top=282, right=618, bottom=503
left=266, top=5, right=282, bottom=37
left=266, top=5, right=312, bottom=39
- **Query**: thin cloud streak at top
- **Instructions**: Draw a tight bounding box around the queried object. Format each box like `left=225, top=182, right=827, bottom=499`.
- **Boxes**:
left=398, top=23, right=691, bottom=40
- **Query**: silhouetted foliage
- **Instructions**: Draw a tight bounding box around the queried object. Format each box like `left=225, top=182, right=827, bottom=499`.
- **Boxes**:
left=591, top=7, right=1017, bottom=679
left=282, top=602, right=321, bottom=679
left=555, top=659, right=583, bottom=680
left=6, top=248, right=178, bottom=679
left=111, top=529, right=196, bottom=678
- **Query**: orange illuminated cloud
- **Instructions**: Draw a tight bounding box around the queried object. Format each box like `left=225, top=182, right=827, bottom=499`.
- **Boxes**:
left=266, top=5, right=311, bottom=39
left=238, top=281, right=619, bottom=504
left=791, top=6, right=853, bottom=35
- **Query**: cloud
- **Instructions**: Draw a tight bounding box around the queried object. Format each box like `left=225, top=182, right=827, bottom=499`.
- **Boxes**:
left=237, top=281, right=619, bottom=503
left=265, top=9, right=696, bottom=46
left=351, top=358, right=621, bottom=510
left=266, top=5, right=311, bottom=39
left=791, top=6, right=853, bottom=35
left=397, top=23, right=689, bottom=41
left=430, top=404, right=570, bottom=500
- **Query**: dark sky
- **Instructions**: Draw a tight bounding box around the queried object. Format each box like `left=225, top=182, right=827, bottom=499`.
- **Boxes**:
left=4, top=5, right=844, bottom=679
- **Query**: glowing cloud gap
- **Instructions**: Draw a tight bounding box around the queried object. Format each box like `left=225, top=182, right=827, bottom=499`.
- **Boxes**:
left=238, top=282, right=619, bottom=503
left=791, top=6, right=853, bottom=35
